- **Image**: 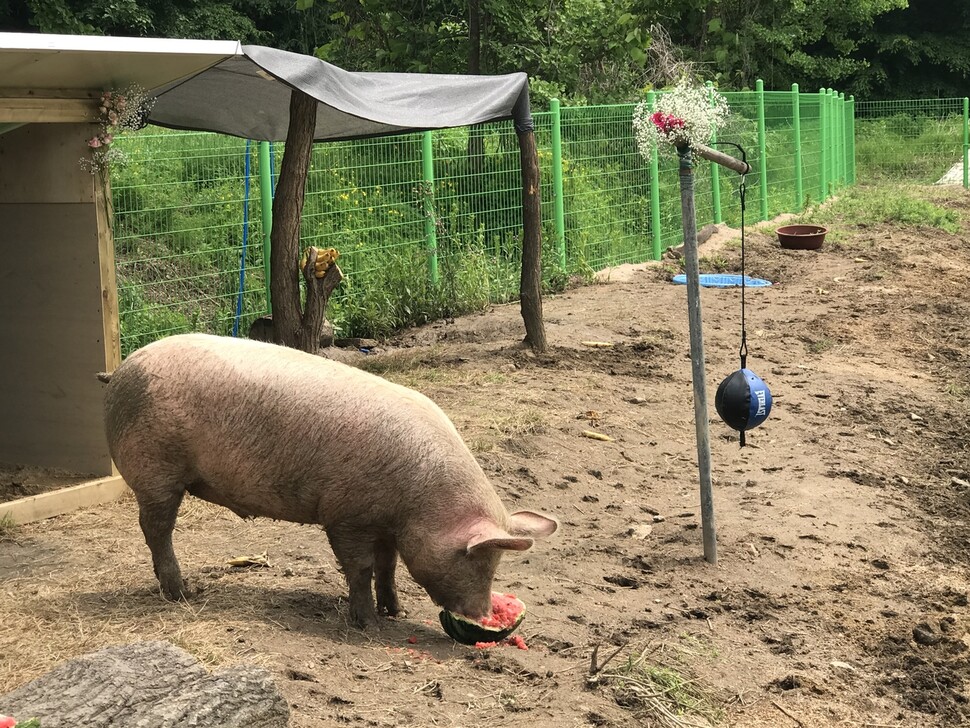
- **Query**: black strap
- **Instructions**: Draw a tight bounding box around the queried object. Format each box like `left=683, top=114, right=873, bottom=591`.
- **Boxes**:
left=714, top=143, right=751, bottom=446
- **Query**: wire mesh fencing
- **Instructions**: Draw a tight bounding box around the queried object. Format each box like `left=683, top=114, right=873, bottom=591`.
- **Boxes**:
left=855, top=98, right=968, bottom=184
left=112, top=85, right=888, bottom=354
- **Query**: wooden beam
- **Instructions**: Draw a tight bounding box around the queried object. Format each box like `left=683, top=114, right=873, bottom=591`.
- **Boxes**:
left=0, top=98, right=98, bottom=123
left=95, top=171, right=122, bottom=379
left=0, top=476, right=128, bottom=525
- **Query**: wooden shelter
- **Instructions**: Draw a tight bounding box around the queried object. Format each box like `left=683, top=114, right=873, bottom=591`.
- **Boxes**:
left=0, top=32, right=545, bottom=524
left=0, top=34, right=240, bottom=523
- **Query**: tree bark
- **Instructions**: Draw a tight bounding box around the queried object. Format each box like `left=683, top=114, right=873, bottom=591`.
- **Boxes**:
left=1, top=641, right=289, bottom=728
left=271, top=88, right=317, bottom=350
left=517, top=128, right=546, bottom=353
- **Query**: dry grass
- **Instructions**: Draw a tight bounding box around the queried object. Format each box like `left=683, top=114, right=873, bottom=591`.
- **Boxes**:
left=589, top=642, right=726, bottom=728
left=0, top=496, right=329, bottom=693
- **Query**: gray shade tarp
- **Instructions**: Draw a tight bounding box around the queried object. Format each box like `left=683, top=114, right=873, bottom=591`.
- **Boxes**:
left=148, top=45, right=532, bottom=142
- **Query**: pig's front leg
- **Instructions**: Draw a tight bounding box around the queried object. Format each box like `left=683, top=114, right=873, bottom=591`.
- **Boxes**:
left=326, top=526, right=379, bottom=628
left=375, top=538, right=405, bottom=618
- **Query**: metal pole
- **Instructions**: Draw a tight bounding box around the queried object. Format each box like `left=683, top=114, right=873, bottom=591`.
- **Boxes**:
left=421, top=130, right=440, bottom=286
left=677, top=144, right=717, bottom=565
left=963, top=96, right=970, bottom=188
left=839, top=92, right=847, bottom=188
left=647, top=91, right=663, bottom=260
left=819, top=88, right=828, bottom=201
left=792, top=83, right=803, bottom=210
left=708, top=82, right=722, bottom=225
left=828, top=89, right=837, bottom=193
left=258, top=140, right=274, bottom=314
left=848, top=95, right=857, bottom=186
left=550, top=98, right=567, bottom=270
left=756, top=79, right=768, bottom=220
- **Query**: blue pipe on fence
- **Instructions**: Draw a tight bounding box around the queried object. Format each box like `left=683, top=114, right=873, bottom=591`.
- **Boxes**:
left=232, top=140, right=252, bottom=336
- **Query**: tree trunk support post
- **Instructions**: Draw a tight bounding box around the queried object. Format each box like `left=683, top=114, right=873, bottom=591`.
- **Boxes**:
left=258, top=140, right=274, bottom=315
left=266, top=88, right=342, bottom=353
left=517, top=127, right=546, bottom=354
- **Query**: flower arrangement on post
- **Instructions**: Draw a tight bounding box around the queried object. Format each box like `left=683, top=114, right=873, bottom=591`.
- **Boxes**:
left=633, top=78, right=749, bottom=175
left=632, top=78, right=729, bottom=160
left=81, top=85, right=155, bottom=175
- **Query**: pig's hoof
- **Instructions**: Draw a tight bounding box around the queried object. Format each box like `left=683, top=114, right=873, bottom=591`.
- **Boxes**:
left=350, top=605, right=380, bottom=630
left=160, top=581, right=194, bottom=601
left=377, top=594, right=406, bottom=618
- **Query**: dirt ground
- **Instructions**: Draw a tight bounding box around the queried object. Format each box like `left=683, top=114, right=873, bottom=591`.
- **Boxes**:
left=2, top=184, right=969, bottom=727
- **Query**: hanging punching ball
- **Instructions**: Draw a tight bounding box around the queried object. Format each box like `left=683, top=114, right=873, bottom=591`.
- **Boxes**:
left=715, top=368, right=772, bottom=441
left=710, top=143, right=771, bottom=447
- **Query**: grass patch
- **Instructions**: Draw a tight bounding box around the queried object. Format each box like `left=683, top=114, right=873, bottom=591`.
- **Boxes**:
left=807, top=337, right=835, bottom=354
left=797, top=185, right=961, bottom=233
left=0, top=514, right=18, bottom=541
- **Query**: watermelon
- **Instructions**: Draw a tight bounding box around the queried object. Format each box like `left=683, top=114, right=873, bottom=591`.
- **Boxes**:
left=439, top=592, right=526, bottom=645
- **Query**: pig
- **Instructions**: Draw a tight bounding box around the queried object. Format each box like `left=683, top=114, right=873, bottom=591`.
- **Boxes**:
left=101, top=333, right=558, bottom=628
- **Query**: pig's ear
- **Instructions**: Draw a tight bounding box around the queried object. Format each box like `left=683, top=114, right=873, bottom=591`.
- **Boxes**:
left=508, top=511, right=559, bottom=539
left=466, top=521, right=534, bottom=555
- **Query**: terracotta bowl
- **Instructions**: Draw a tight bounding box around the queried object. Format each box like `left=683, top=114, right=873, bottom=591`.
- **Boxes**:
left=776, top=224, right=827, bottom=250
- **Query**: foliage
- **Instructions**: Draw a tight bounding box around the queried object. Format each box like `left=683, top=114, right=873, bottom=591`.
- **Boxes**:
left=278, top=0, right=651, bottom=104
left=855, top=0, right=970, bottom=98
left=0, top=0, right=965, bottom=103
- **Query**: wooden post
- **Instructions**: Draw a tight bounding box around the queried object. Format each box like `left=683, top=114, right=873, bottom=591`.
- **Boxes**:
left=517, top=128, right=546, bottom=354
left=270, top=89, right=318, bottom=351
left=677, top=144, right=717, bottom=565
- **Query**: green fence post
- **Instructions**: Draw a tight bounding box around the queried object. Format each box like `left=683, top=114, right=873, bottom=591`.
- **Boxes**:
left=791, top=83, right=803, bottom=211
left=708, top=82, right=723, bottom=224
left=257, top=140, right=273, bottom=314
left=550, top=98, right=567, bottom=270
left=828, top=89, right=837, bottom=193
left=819, top=88, right=828, bottom=201
left=848, top=95, right=857, bottom=186
left=839, top=91, right=848, bottom=187
left=421, top=130, right=439, bottom=286
left=647, top=90, right=662, bottom=260
left=963, top=97, right=969, bottom=189
left=756, top=79, right=768, bottom=220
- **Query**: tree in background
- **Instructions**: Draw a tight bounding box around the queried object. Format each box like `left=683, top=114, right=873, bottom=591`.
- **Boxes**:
left=855, top=0, right=970, bottom=98
left=2, top=0, right=966, bottom=103
left=296, top=0, right=651, bottom=104
left=652, top=0, right=908, bottom=91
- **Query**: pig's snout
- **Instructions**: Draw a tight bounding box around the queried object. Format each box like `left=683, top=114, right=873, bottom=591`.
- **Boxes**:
left=448, top=593, right=492, bottom=621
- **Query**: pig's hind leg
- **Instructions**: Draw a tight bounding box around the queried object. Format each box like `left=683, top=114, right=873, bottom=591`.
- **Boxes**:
left=375, top=538, right=405, bottom=618
left=133, top=483, right=188, bottom=600
left=326, top=526, right=379, bottom=628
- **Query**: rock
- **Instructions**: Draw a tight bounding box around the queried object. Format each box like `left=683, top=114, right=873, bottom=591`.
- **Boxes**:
left=913, top=622, right=943, bottom=646
left=0, top=641, right=289, bottom=728
left=626, top=524, right=653, bottom=539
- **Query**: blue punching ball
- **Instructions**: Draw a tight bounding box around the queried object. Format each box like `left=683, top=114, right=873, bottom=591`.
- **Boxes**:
left=715, top=368, right=772, bottom=445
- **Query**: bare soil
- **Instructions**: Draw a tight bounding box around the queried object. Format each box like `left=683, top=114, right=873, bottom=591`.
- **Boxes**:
left=2, top=185, right=970, bottom=727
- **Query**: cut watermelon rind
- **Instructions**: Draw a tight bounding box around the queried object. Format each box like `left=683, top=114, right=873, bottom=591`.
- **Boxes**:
left=439, top=594, right=526, bottom=645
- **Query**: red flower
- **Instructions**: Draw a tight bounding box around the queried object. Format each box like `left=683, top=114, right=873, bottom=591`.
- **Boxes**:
left=0, top=715, right=17, bottom=728
left=651, top=111, right=686, bottom=134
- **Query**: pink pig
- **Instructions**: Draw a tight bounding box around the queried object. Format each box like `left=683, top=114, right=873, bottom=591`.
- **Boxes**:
left=101, top=334, right=557, bottom=628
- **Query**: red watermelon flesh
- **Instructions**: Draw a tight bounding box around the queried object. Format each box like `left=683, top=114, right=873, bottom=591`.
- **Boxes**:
left=478, top=592, right=525, bottom=629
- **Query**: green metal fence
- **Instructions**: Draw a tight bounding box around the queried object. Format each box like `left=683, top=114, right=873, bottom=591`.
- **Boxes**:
left=854, top=97, right=969, bottom=185
left=115, top=83, right=945, bottom=356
